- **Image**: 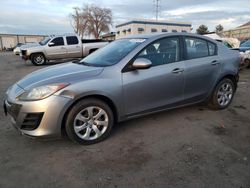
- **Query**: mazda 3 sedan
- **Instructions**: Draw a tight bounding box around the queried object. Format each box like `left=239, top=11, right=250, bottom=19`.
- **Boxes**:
left=4, top=33, right=240, bottom=144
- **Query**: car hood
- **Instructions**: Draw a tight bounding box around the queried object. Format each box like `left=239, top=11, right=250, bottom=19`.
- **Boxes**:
left=17, top=62, right=104, bottom=90
left=20, top=42, right=40, bottom=50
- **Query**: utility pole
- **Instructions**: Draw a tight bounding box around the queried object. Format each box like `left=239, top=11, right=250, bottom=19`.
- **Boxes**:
left=155, top=0, right=160, bottom=20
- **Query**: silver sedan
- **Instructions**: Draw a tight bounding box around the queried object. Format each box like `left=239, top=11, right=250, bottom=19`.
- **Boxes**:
left=4, top=33, right=240, bottom=144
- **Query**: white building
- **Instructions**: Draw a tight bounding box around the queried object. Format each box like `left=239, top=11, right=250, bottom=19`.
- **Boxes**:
left=116, top=19, right=192, bottom=39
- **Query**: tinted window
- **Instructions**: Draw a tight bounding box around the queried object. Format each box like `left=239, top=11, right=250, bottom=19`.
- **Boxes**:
left=138, top=37, right=180, bottom=66
left=81, top=39, right=145, bottom=67
left=50, top=37, right=64, bottom=46
left=208, top=42, right=216, bottom=55
left=185, top=37, right=209, bottom=59
left=66, top=36, right=79, bottom=45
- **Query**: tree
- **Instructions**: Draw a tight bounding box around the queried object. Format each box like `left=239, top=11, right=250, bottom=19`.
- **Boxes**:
left=69, top=5, right=112, bottom=39
left=69, top=7, right=89, bottom=37
left=196, top=25, right=209, bottom=35
left=86, top=5, right=112, bottom=39
left=215, top=24, right=224, bottom=33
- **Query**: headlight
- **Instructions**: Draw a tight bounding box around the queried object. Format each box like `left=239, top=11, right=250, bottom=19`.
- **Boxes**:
left=17, top=83, right=69, bottom=101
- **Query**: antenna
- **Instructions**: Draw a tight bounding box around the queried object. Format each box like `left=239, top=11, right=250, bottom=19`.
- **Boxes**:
left=155, top=0, right=160, bottom=20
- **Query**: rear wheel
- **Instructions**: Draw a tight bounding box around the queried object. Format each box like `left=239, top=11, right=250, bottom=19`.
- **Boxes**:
left=245, top=58, right=250, bottom=68
left=209, top=78, right=235, bottom=110
left=31, top=53, right=46, bottom=66
left=65, top=98, right=114, bottom=144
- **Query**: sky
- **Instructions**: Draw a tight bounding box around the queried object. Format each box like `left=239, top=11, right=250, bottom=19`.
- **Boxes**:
left=0, top=0, right=249, bottom=35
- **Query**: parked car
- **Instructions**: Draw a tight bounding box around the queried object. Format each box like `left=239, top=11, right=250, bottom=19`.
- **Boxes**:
left=232, top=39, right=250, bottom=67
left=242, top=50, right=250, bottom=67
left=19, top=34, right=109, bottom=65
left=239, top=39, right=250, bottom=52
left=13, top=43, right=38, bottom=55
left=4, top=33, right=240, bottom=144
left=13, top=43, right=24, bottom=55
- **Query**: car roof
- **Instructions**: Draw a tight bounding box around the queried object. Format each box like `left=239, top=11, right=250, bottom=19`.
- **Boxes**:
left=123, top=32, right=217, bottom=43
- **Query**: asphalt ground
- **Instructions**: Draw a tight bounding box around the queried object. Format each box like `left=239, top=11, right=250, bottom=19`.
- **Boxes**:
left=0, top=52, right=249, bottom=188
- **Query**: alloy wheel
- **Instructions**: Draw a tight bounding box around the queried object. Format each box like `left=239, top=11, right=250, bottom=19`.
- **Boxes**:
left=34, top=55, right=45, bottom=64
left=73, top=106, right=109, bottom=140
left=217, top=82, right=233, bottom=107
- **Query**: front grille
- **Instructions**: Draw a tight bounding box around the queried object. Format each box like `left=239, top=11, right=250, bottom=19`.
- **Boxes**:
left=21, top=113, right=44, bottom=130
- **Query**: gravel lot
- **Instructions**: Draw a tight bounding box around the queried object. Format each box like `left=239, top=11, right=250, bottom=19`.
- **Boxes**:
left=0, top=52, right=250, bottom=188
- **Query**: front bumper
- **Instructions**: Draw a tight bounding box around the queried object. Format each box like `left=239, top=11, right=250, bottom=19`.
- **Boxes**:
left=3, top=95, right=72, bottom=138
left=19, top=50, right=29, bottom=60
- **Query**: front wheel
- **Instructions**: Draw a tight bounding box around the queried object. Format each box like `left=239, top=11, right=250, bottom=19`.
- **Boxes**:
left=209, top=78, right=235, bottom=110
left=65, top=98, right=114, bottom=144
left=31, top=53, right=46, bottom=66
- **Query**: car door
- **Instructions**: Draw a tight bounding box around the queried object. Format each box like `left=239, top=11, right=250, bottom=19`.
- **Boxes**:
left=65, top=36, right=82, bottom=58
left=122, top=37, right=185, bottom=116
left=183, top=37, right=221, bottom=102
left=46, top=37, right=67, bottom=59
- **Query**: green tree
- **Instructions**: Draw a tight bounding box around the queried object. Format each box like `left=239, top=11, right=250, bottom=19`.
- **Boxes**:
left=215, top=24, right=224, bottom=33
left=196, top=25, right=209, bottom=35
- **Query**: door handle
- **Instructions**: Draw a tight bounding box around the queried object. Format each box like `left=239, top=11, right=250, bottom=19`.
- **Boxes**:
left=211, top=60, right=219, bottom=65
left=172, top=68, right=184, bottom=74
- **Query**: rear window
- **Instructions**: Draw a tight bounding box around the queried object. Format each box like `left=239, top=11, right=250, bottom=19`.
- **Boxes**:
left=185, top=37, right=209, bottom=59
left=66, top=36, right=79, bottom=45
left=208, top=42, right=216, bottom=56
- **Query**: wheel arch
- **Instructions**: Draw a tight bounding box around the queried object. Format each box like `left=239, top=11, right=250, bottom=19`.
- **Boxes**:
left=61, top=94, right=119, bottom=136
left=217, top=73, right=238, bottom=89
left=30, top=52, right=46, bottom=60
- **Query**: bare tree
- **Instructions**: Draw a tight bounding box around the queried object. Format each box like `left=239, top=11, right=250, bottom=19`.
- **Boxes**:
left=70, top=5, right=112, bottom=39
left=69, top=7, right=89, bottom=37
left=86, top=5, right=112, bottom=39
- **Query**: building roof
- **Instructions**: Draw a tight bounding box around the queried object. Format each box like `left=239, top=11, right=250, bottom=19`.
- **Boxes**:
left=116, top=19, right=192, bottom=28
left=237, top=21, right=250, bottom=28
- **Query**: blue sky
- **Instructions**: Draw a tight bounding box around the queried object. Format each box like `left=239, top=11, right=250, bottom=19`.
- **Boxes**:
left=0, top=0, right=249, bottom=35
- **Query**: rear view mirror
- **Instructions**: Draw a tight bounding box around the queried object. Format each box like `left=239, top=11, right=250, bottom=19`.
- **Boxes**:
left=132, top=58, right=152, bottom=69
left=48, top=42, right=55, bottom=47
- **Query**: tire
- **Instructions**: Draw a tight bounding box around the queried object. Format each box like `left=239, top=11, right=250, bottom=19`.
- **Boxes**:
left=209, top=78, right=235, bottom=110
left=245, top=59, right=250, bottom=68
left=31, top=53, right=46, bottom=66
left=65, top=98, right=114, bottom=145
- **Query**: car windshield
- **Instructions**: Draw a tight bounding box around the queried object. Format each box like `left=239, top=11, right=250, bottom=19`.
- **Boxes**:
left=240, top=40, right=250, bottom=47
left=39, top=37, right=51, bottom=45
left=80, top=38, right=146, bottom=67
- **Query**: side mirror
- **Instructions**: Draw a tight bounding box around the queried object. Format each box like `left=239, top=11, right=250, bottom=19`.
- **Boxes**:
left=132, top=58, right=152, bottom=69
left=48, top=42, right=55, bottom=47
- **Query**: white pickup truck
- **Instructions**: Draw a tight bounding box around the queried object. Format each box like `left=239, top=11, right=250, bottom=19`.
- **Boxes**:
left=20, top=34, right=109, bottom=65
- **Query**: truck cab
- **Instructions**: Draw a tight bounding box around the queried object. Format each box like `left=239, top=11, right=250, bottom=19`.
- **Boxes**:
left=20, top=34, right=108, bottom=65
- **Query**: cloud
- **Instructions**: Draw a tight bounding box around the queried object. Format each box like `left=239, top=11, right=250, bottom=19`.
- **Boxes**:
left=0, top=0, right=249, bottom=35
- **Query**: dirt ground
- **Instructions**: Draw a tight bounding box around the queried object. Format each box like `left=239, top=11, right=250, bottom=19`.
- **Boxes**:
left=0, top=52, right=249, bottom=188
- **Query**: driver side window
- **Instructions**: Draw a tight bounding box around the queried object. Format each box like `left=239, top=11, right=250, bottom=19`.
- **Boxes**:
left=50, top=37, right=64, bottom=47
left=138, top=37, right=180, bottom=67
